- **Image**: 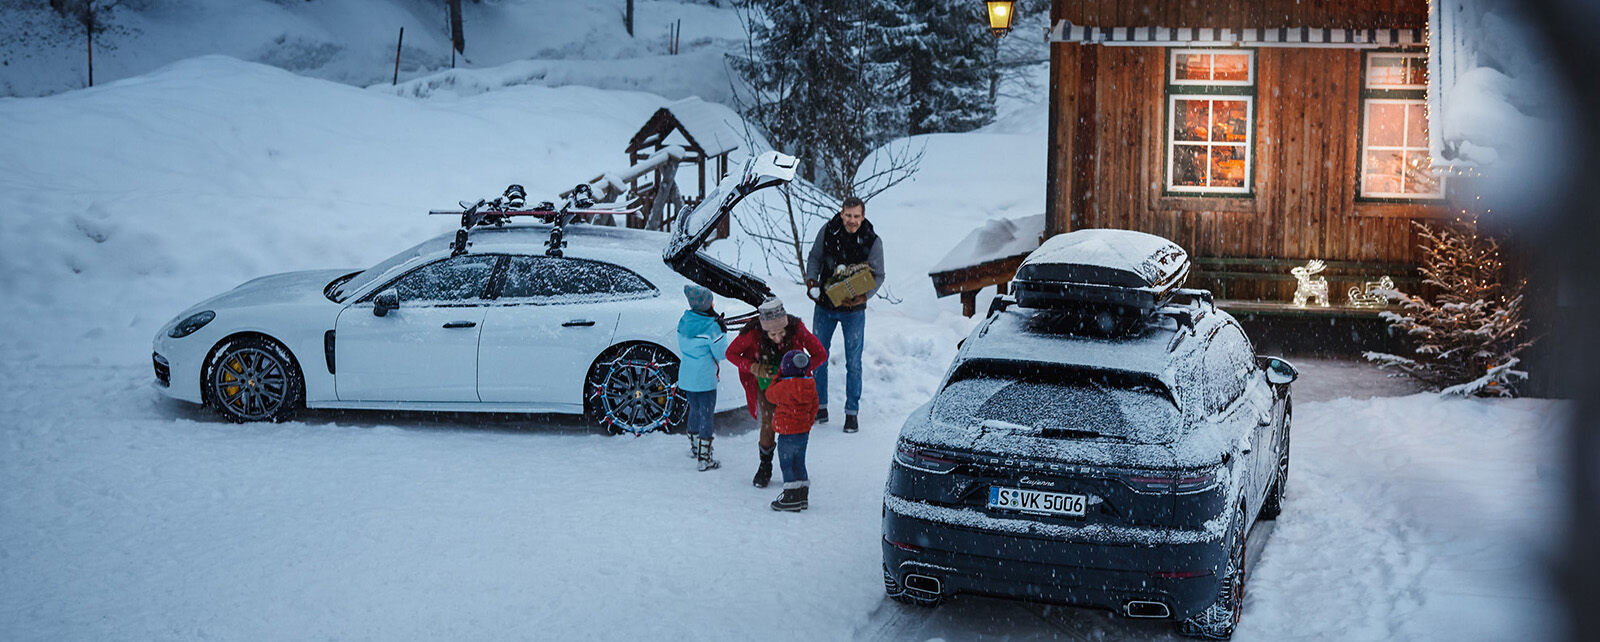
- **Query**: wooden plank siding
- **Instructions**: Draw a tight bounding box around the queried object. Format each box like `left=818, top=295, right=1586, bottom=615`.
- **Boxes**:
left=1044, top=0, right=1444, bottom=303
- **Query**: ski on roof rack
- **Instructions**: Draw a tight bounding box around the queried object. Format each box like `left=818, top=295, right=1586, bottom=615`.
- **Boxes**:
left=430, top=183, right=640, bottom=258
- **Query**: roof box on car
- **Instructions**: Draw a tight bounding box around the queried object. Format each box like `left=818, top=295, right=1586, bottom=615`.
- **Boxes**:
left=1011, top=229, right=1190, bottom=316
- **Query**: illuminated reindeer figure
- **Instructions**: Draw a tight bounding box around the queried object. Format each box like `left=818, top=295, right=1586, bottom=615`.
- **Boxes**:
left=1291, top=259, right=1331, bottom=308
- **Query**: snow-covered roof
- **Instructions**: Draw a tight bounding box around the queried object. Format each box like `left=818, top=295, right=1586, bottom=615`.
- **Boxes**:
left=1017, top=229, right=1188, bottom=288
left=929, top=213, right=1045, bottom=275
left=638, top=97, right=742, bottom=158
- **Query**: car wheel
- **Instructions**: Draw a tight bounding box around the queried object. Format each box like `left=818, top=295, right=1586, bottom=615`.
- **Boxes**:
left=884, top=566, right=941, bottom=608
left=1178, top=508, right=1247, bottom=640
left=1260, top=403, right=1291, bottom=520
left=204, top=335, right=303, bottom=423
left=584, top=343, right=686, bottom=435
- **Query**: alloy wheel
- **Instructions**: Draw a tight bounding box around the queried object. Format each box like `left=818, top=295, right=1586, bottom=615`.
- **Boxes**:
left=212, top=347, right=289, bottom=421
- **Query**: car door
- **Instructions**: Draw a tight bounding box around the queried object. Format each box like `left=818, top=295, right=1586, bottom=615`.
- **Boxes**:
left=476, top=255, right=656, bottom=406
left=334, top=254, right=501, bottom=402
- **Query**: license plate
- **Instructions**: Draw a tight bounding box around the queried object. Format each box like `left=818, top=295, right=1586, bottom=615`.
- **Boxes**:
left=988, top=486, right=1086, bottom=517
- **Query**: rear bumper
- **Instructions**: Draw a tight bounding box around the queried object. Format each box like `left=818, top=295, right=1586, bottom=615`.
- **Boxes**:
left=882, top=500, right=1227, bottom=621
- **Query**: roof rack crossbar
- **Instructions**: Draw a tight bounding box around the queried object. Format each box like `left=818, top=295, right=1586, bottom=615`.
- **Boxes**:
left=433, top=183, right=640, bottom=258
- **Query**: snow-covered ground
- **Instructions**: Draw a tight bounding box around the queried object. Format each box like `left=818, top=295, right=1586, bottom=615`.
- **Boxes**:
left=0, top=0, right=745, bottom=98
left=0, top=16, right=1569, bottom=640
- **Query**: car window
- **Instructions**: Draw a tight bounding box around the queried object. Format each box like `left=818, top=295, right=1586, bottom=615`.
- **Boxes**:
left=499, top=256, right=656, bottom=303
left=330, top=236, right=445, bottom=302
left=1203, top=325, right=1254, bottom=415
left=389, top=255, right=498, bottom=304
left=932, top=360, right=1181, bottom=444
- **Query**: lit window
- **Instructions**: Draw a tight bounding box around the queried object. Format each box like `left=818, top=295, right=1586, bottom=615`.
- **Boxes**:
left=1167, top=50, right=1255, bottom=195
left=1360, top=52, right=1442, bottom=199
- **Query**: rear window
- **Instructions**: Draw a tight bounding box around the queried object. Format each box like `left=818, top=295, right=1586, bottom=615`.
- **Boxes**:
left=933, top=360, right=1181, bottom=444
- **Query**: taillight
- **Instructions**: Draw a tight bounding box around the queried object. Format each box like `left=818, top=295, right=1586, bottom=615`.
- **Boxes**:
left=886, top=538, right=923, bottom=553
left=1119, top=468, right=1220, bottom=495
left=895, top=441, right=959, bottom=474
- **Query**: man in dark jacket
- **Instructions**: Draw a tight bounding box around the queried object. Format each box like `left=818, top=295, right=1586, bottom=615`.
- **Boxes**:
left=804, top=196, right=884, bottom=433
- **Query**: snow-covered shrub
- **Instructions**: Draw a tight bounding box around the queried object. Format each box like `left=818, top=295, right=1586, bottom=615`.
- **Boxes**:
left=1364, top=221, right=1536, bottom=397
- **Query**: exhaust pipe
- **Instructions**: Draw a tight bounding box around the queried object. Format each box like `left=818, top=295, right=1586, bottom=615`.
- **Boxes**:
left=1123, top=600, right=1171, bottom=619
left=903, top=574, right=942, bottom=597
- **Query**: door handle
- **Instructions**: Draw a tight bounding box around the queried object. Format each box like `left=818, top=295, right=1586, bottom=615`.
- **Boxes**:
left=563, top=319, right=597, bottom=327
left=442, top=321, right=477, bottom=329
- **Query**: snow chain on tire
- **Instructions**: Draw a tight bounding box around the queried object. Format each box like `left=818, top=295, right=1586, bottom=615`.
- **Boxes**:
left=586, top=345, right=684, bottom=436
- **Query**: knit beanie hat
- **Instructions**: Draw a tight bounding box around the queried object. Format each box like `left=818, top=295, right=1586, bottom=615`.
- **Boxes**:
left=758, top=297, right=787, bottom=332
left=780, top=350, right=810, bottom=378
left=684, top=284, right=714, bottom=312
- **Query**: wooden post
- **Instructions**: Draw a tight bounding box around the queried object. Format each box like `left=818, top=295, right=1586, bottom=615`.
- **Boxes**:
left=625, top=0, right=634, bottom=36
left=960, top=291, right=978, bottom=317
left=392, top=27, right=404, bottom=85
left=86, top=23, right=93, bottom=87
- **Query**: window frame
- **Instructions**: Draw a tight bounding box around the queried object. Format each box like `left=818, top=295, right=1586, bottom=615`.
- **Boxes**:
left=1357, top=50, right=1445, bottom=202
left=1164, top=48, right=1258, bottom=197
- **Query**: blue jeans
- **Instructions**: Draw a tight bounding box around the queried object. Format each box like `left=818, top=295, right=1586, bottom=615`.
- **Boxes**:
left=684, top=389, right=716, bottom=440
left=777, top=432, right=809, bottom=483
left=812, top=306, right=865, bottom=414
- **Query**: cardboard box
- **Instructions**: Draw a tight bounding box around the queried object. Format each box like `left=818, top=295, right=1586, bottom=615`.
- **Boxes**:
left=825, top=264, right=877, bottom=306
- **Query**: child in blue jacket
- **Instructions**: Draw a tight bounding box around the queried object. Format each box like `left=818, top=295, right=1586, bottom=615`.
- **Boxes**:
left=677, top=284, right=730, bottom=471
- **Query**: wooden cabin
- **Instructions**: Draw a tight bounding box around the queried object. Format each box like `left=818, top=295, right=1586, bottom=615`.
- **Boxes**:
left=934, top=0, right=1449, bottom=327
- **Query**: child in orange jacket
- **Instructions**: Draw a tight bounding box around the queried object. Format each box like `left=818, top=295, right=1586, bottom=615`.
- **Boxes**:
left=765, top=350, right=819, bottom=511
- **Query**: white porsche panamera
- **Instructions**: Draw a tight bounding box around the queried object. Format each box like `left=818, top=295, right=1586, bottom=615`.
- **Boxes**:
left=152, top=151, right=797, bottom=432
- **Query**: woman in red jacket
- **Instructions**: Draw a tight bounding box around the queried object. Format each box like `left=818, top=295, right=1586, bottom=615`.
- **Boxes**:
left=725, top=298, right=825, bottom=488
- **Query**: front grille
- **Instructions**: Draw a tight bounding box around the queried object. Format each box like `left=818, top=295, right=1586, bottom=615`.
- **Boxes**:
left=153, top=353, right=170, bottom=387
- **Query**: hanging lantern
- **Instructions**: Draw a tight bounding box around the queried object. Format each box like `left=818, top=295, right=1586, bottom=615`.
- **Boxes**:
left=985, top=0, right=1015, bottom=37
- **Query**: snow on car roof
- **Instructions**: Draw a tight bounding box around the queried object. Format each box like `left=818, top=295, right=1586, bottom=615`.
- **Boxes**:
left=961, top=306, right=1223, bottom=386
left=1018, top=228, right=1187, bottom=287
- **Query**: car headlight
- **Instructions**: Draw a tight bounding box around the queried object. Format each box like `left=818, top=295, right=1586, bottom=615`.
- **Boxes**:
left=169, top=311, right=215, bottom=338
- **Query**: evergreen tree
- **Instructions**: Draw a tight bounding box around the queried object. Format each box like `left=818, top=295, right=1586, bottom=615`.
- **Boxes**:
left=732, top=0, right=913, bottom=198
left=901, top=0, right=997, bottom=134
left=1364, top=220, right=1537, bottom=396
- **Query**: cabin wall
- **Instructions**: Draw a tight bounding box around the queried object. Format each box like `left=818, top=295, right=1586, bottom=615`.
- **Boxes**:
left=1045, top=31, right=1446, bottom=299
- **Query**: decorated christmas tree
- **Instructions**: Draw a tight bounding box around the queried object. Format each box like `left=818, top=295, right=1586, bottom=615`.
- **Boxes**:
left=1364, top=220, right=1537, bottom=396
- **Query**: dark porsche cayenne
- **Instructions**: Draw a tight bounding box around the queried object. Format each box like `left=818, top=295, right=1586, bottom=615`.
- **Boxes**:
left=881, top=296, right=1296, bottom=639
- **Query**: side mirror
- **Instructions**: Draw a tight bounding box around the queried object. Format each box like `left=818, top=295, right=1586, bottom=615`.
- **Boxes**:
left=1261, top=356, right=1298, bottom=386
left=373, top=290, right=399, bottom=317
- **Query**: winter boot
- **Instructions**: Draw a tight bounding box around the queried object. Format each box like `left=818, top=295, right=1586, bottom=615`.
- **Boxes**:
left=815, top=408, right=829, bottom=424
left=770, top=482, right=809, bottom=512
left=752, top=446, right=774, bottom=488
left=843, top=414, right=859, bottom=433
left=687, top=432, right=699, bottom=459
left=697, top=438, right=721, bottom=472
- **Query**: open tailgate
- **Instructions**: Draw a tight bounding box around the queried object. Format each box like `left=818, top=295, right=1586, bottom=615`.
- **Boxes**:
left=662, top=150, right=798, bottom=307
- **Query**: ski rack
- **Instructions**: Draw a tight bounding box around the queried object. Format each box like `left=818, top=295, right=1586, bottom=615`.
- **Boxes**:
left=430, top=183, right=640, bottom=258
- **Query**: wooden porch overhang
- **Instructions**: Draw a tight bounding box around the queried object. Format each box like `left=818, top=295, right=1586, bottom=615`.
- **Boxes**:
left=929, top=254, right=1030, bottom=317
left=1048, top=20, right=1427, bottom=49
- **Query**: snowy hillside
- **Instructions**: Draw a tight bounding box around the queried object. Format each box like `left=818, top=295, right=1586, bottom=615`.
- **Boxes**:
left=0, top=0, right=744, bottom=98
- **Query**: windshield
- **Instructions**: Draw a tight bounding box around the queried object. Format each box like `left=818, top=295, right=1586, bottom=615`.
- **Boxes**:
left=327, top=236, right=447, bottom=302
left=932, top=360, right=1181, bottom=444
